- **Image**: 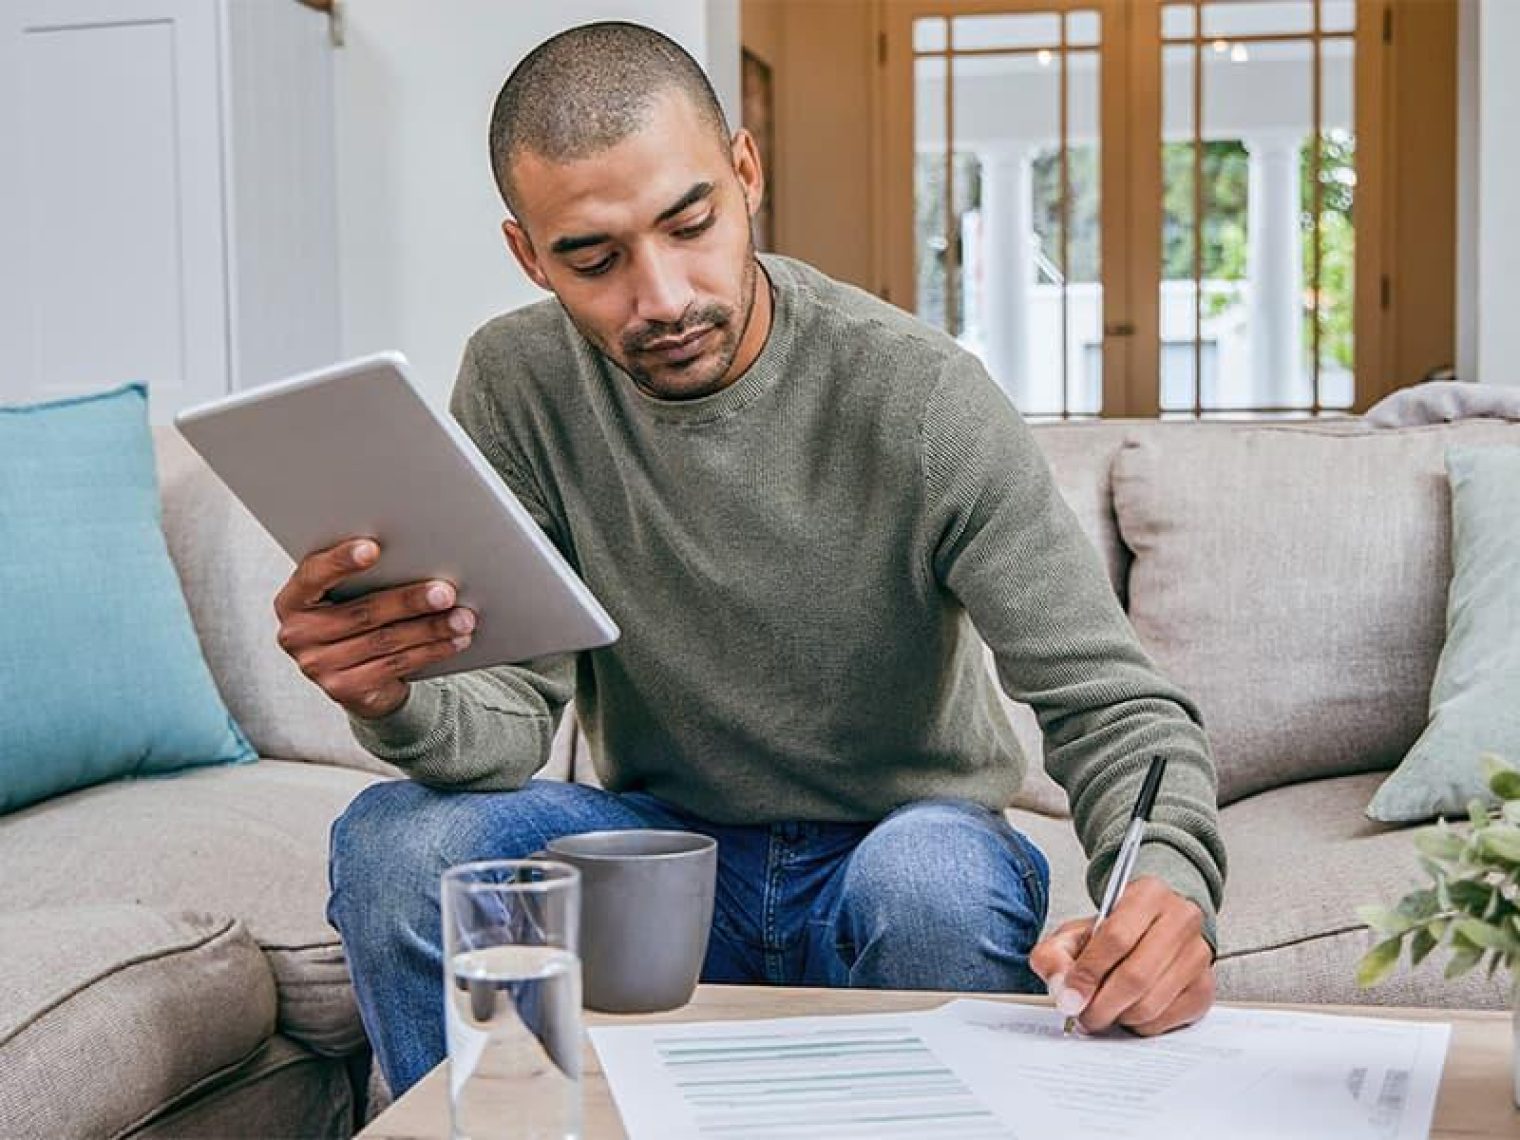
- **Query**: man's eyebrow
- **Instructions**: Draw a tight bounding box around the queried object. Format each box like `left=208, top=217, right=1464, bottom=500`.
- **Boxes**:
left=655, top=181, right=714, bottom=224
left=550, top=231, right=612, bottom=256
left=548, top=182, right=715, bottom=257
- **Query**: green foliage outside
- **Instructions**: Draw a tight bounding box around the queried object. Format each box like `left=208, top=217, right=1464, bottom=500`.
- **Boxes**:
left=919, top=129, right=1356, bottom=371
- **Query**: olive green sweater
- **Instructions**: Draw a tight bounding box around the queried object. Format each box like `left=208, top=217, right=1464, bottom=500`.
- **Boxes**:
left=351, top=255, right=1226, bottom=943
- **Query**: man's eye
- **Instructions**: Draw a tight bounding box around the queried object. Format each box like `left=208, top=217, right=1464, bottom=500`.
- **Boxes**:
left=573, top=255, right=616, bottom=277
left=674, top=215, right=716, bottom=240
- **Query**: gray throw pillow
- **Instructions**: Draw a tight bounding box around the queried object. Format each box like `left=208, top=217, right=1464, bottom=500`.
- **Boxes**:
left=1367, top=446, right=1520, bottom=822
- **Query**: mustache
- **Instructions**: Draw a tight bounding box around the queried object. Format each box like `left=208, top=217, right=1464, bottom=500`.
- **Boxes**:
left=624, top=304, right=732, bottom=354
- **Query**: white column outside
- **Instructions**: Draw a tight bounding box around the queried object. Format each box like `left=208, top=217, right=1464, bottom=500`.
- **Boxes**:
left=979, top=144, right=1044, bottom=408
left=1245, top=131, right=1305, bottom=407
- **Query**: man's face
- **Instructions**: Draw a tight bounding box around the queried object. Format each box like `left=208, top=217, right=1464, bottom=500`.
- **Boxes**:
left=502, top=93, right=765, bottom=401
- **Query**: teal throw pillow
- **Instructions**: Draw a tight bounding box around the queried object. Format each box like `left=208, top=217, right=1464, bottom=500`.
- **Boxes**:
left=1367, top=445, right=1520, bottom=822
left=0, top=385, right=255, bottom=814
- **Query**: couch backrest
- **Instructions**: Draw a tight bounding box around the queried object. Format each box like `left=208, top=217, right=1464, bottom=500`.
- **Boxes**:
left=1006, top=418, right=1520, bottom=813
left=154, top=428, right=575, bottom=779
left=160, top=413, right=1518, bottom=809
left=1109, top=418, right=1520, bottom=805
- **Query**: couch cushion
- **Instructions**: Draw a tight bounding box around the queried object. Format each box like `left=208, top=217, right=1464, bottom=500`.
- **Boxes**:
left=1009, top=771, right=1511, bottom=1009
left=0, top=759, right=380, bottom=1055
left=0, top=906, right=275, bottom=1139
left=1000, top=422, right=1238, bottom=817
left=0, top=388, right=255, bottom=816
left=1368, top=444, right=1520, bottom=822
left=1112, top=420, right=1520, bottom=804
left=130, top=1036, right=354, bottom=1140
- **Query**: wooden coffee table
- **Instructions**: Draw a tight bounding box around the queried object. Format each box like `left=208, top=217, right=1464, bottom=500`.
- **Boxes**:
left=358, top=985, right=1517, bottom=1139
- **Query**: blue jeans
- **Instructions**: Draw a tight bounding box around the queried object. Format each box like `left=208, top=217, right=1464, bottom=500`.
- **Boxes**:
left=327, top=780, right=1051, bottom=1094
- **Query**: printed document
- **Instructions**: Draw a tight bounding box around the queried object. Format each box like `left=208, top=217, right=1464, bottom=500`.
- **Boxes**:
left=591, top=1000, right=1449, bottom=1140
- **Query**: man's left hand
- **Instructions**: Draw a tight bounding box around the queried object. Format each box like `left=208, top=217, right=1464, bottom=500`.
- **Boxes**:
left=1028, top=875, right=1215, bottom=1036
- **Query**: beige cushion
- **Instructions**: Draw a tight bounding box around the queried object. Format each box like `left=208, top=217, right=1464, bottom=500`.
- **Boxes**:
left=154, top=429, right=576, bottom=783
left=1009, top=771, right=1511, bottom=1009
left=131, top=1036, right=354, bottom=1140
left=0, top=906, right=275, bottom=1139
left=1112, top=420, right=1520, bottom=804
left=0, top=759, right=379, bottom=1055
left=1000, top=424, right=1250, bottom=816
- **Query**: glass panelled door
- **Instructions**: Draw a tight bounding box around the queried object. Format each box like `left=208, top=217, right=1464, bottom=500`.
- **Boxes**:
left=912, top=7, right=1105, bottom=417
left=885, top=0, right=1368, bottom=419
left=1160, top=0, right=1357, bottom=416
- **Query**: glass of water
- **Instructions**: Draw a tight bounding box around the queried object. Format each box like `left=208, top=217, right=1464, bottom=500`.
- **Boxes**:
left=442, top=859, right=582, bottom=1140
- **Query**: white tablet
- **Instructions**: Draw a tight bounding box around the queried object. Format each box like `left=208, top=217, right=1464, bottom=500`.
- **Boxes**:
left=175, top=351, right=619, bottom=679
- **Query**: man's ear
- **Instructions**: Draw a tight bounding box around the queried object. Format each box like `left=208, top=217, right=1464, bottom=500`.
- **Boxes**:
left=502, top=218, right=553, bottom=293
left=730, top=128, right=765, bottom=221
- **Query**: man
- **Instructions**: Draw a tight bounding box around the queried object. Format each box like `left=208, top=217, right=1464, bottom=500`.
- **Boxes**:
left=283, top=22, right=1227, bottom=1095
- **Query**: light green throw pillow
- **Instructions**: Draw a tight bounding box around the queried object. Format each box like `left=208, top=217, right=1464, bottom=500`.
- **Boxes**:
left=1367, top=445, right=1520, bottom=822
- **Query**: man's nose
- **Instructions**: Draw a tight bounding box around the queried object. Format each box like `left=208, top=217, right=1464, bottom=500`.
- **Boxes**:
left=631, top=249, right=694, bottom=326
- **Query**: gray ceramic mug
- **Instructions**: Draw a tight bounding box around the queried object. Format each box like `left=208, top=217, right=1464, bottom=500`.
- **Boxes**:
left=537, top=830, right=716, bottom=1014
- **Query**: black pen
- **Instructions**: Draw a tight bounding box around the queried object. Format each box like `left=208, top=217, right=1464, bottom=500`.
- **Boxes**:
left=1063, top=754, right=1168, bottom=1035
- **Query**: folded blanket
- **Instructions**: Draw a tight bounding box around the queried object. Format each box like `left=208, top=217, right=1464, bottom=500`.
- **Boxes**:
left=1364, top=380, right=1520, bottom=427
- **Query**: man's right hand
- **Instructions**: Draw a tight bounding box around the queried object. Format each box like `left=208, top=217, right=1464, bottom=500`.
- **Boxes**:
left=273, top=539, right=477, bottom=720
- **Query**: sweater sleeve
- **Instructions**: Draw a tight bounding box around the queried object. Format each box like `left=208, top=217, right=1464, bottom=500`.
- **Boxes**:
left=346, top=338, right=577, bottom=791
left=919, top=353, right=1227, bottom=952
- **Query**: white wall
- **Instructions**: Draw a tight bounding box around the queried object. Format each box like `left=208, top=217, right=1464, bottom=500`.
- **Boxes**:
left=1457, top=0, right=1520, bottom=385
left=334, top=1, right=740, bottom=409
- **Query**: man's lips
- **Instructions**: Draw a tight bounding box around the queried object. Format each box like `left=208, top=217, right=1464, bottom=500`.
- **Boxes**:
left=638, top=326, right=715, bottom=361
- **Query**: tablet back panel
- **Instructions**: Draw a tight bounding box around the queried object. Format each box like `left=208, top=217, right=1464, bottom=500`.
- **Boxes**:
left=176, top=352, right=618, bottom=679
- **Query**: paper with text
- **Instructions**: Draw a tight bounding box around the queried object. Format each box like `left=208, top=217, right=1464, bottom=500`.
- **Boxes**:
left=589, top=1014, right=1016, bottom=1139
left=591, top=1000, right=1449, bottom=1140
left=924, top=999, right=1449, bottom=1140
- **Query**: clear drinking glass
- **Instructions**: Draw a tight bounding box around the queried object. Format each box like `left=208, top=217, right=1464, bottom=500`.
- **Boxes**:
left=442, top=859, right=583, bottom=1140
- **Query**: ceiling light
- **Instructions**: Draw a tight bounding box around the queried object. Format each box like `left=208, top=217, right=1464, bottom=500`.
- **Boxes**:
left=1230, top=42, right=1249, bottom=62
left=1037, top=49, right=1053, bottom=66
left=1212, top=38, right=1229, bottom=53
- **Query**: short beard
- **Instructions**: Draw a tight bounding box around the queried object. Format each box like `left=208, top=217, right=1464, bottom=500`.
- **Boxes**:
left=589, top=242, right=759, bottom=401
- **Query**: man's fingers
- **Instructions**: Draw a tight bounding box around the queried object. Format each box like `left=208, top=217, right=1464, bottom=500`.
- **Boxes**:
left=1122, top=967, right=1216, bottom=1038
left=274, top=539, right=379, bottom=619
left=1081, top=910, right=1210, bottom=1033
left=1060, top=877, right=1172, bottom=1013
left=288, top=580, right=462, bottom=654
left=1115, top=938, right=1214, bottom=1034
left=1029, top=918, right=1093, bottom=994
left=325, top=633, right=473, bottom=714
left=291, top=608, right=476, bottom=680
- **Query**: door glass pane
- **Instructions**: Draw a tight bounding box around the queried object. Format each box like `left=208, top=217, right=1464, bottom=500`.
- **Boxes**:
left=1068, top=11, right=1100, bottom=47
left=1321, top=0, right=1355, bottom=33
left=953, top=13, right=1062, bottom=51
left=1315, top=37, right=1355, bottom=408
left=914, top=17, right=947, bottom=53
left=1202, top=1, right=1314, bottom=38
left=1057, top=46, right=1102, bottom=415
left=914, top=54, right=970, bottom=334
left=1162, top=3, right=1197, bottom=40
left=1160, top=43, right=1202, bottom=412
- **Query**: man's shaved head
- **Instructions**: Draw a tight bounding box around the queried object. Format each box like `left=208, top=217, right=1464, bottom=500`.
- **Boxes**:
left=489, top=21, right=731, bottom=213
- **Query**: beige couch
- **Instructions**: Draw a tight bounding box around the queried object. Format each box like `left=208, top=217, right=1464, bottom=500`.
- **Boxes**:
left=2, top=415, right=1514, bottom=1138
